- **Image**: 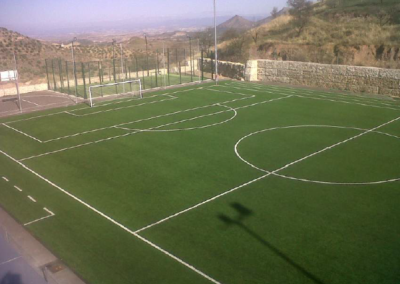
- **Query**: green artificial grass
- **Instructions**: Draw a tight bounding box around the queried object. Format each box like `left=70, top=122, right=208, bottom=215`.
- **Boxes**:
left=0, top=80, right=399, bottom=284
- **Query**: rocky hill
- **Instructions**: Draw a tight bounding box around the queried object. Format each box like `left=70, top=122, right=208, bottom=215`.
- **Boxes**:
left=217, top=15, right=255, bottom=33
left=217, top=0, right=400, bottom=68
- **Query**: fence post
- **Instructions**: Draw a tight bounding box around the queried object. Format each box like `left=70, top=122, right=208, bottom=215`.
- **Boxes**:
left=155, top=51, right=159, bottom=87
left=51, top=60, right=57, bottom=91
left=135, top=57, right=139, bottom=79
left=45, top=59, right=50, bottom=90
left=211, top=58, right=214, bottom=80
left=201, top=50, right=204, bottom=81
left=66, top=61, right=70, bottom=94
left=88, top=62, right=91, bottom=85
left=58, top=59, right=64, bottom=93
left=167, top=48, right=170, bottom=86
left=81, top=62, right=87, bottom=99
left=98, top=61, right=102, bottom=83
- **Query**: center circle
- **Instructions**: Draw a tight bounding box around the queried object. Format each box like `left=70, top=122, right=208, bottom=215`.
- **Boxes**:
left=235, top=125, right=400, bottom=185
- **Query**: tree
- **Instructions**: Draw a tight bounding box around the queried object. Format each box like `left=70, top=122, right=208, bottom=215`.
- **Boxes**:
left=271, top=7, right=279, bottom=19
left=287, top=0, right=313, bottom=36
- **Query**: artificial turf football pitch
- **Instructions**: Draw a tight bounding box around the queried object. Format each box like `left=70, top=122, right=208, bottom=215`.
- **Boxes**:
left=0, top=80, right=399, bottom=284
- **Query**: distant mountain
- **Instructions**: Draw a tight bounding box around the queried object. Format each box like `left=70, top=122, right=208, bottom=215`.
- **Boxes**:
left=217, top=15, right=255, bottom=33
left=256, top=8, right=289, bottom=26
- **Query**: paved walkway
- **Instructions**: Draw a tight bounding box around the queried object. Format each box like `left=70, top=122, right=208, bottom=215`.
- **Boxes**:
left=0, top=206, right=86, bottom=284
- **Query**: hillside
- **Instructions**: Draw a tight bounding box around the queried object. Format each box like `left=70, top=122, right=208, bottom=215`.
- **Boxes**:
left=217, top=15, right=255, bottom=33
left=217, top=0, right=400, bottom=68
left=0, top=28, right=190, bottom=83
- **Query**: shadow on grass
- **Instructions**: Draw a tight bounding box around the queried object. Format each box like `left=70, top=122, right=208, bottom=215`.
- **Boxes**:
left=218, top=202, right=325, bottom=284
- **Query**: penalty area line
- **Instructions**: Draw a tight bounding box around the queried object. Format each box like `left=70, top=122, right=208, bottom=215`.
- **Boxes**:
left=0, top=149, right=221, bottom=284
left=24, top=207, right=55, bottom=226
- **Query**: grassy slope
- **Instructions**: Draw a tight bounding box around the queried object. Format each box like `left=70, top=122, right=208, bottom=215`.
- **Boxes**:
left=221, top=0, right=400, bottom=67
left=0, top=81, right=400, bottom=283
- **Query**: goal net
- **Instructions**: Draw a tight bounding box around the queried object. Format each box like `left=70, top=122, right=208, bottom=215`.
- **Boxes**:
left=88, top=79, right=143, bottom=107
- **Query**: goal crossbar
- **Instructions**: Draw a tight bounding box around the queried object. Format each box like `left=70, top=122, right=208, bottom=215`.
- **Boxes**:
left=89, top=79, right=142, bottom=107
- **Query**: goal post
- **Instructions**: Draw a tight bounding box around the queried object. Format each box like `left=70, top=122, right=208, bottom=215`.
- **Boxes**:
left=88, top=79, right=142, bottom=107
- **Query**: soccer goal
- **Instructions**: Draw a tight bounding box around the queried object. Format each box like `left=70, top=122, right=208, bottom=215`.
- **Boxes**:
left=88, top=79, right=143, bottom=107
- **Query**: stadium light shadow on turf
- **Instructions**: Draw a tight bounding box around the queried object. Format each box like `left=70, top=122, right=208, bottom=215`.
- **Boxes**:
left=0, top=272, right=23, bottom=284
left=218, top=203, right=325, bottom=284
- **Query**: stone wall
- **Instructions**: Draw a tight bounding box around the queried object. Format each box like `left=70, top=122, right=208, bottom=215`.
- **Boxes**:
left=246, top=59, right=400, bottom=98
left=201, top=59, right=245, bottom=80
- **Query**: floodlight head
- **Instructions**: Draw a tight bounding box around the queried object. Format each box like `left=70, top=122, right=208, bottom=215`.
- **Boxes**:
left=73, top=37, right=77, bottom=42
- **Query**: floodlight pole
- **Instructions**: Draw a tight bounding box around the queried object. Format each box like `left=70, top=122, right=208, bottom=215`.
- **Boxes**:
left=214, top=0, right=218, bottom=85
left=13, top=52, right=22, bottom=112
left=71, top=37, right=78, bottom=103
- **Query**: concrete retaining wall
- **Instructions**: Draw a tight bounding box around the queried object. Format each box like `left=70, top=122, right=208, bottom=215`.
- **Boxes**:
left=246, top=59, right=400, bottom=98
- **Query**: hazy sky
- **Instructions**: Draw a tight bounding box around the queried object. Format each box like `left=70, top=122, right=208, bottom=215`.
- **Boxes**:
left=0, top=0, right=289, bottom=32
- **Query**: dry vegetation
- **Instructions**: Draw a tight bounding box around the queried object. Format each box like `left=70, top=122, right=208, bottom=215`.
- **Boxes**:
left=215, top=0, right=400, bottom=68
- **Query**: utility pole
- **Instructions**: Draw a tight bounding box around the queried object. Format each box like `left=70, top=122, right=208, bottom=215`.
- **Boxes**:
left=71, top=37, right=78, bottom=102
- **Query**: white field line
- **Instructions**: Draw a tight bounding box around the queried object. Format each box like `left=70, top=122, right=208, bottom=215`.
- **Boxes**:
left=228, top=82, right=400, bottom=109
left=19, top=95, right=289, bottom=161
left=234, top=124, right=400, bottom=185
left=134, top=115, right=400, bottom=233
left=114, top=104, right=238, bottom=133
left=27, top=195, right=37, bottom=203
left=3, top=86, right=202, bottom=125
left=21, top=98, right=40, bottom=106
left=0, top=257, right=21, bottom=266
left=0, top=149, right=221, bottom=284
left=2, top=123, right=43, bottom=143
left=13, top=185, right=23, bottom=192
left=24, top=208, right=55, bottom=226
left=2, top=177, right=9, bottom=182
left=229, top=84, right=400, bottom=111
left=20, top=89, right=254, bottom=144
left=295, top=95, right=400, bottom=111
left=67, top=95, right=178, bottom=117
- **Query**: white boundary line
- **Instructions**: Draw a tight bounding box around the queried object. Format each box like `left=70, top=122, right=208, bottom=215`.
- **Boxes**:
left=18, top=96, right=290, bottom=161
left=223, top=84, right=400, bottom=112
left=14, top=185, right=23, bottom=192
left=2, top=176, right=9, bottom=182
left=3, top=86, right=244, bottom=143
left=234, top=125, right=400, bottom=185
left=21, top=98, right=40, bottom=106
left=27, top=195, right=37, bottom=203
left=2, top=123, right=43, bottom=143
left=0, top=257, right=21, bottom=266
left=0, top=149, right=221, bottom=284
left=134, top=116, right=400, bottom=233
left=24, top=208, right=55, bottom=226
left=228, top=82, right=400, bottom=110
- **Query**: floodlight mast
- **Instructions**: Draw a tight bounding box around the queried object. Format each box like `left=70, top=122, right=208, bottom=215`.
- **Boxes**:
left=214, top=0, right=218, bottom=85
left=71, top=37, right=78, bottom=103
